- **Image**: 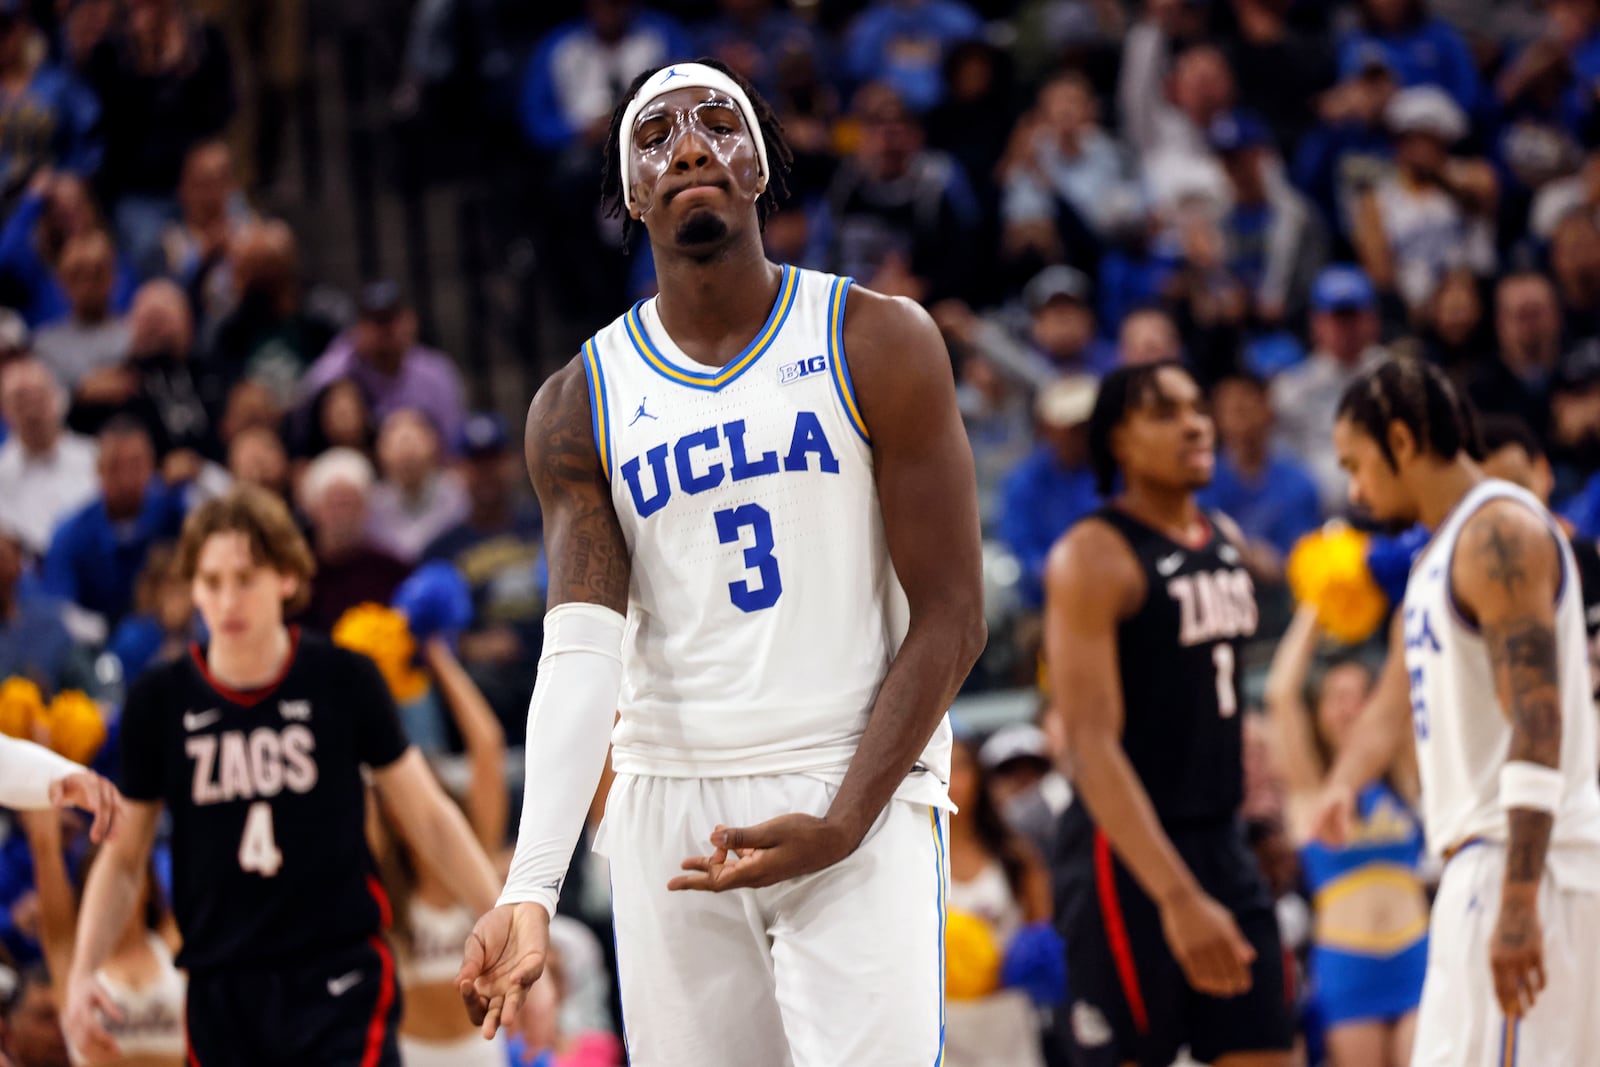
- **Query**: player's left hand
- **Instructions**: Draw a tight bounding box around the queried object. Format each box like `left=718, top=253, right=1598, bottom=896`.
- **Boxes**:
left=1490, top=890, right=1546, bottom=1018
left=49, top=771, right=123, bottom=844
left=669, top=817, right=853, bottom=892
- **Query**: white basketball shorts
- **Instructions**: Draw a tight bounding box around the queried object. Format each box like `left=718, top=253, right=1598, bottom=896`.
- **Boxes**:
left=1412, top=842, right=1600, bottom=1067
left=594, top=773, right=949, bottom=1067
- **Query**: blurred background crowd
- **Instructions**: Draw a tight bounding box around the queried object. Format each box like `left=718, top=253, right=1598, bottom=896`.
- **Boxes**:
left=1, top=0, right=1599, bottom=1064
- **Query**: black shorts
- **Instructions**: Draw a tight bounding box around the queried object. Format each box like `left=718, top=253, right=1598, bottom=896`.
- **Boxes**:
left=1051, top=817, right=1294, bottom=1067
left=185, top=937, right=402, bottom=1067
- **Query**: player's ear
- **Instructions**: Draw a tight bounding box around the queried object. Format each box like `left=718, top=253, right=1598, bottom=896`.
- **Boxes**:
left=277, top=571, right=299, bottom=605
left=1386, top=419, right=1417, bottom=466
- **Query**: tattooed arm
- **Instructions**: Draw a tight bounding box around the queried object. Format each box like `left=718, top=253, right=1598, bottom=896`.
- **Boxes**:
left=458, top=359, right=632, bottom=1036
left=1453, top=499, right=1564, bottom=1018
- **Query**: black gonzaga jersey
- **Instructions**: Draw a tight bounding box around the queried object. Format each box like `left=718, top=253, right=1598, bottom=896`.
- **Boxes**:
left=1572, top=534, right=1600, bottom=704
left=1079, top=507, right=1259, bottom=826
left=120, top=630, right=410, bottom=971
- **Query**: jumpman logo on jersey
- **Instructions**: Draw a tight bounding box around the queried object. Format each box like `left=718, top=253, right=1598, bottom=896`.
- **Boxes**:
left=630, top=397, right=659, bottom=427
left=660, top=67, right=688, bottom=83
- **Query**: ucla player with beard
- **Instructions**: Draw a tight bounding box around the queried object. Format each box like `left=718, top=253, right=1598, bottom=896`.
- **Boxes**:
left=457, top=59, right=986, bottom=1064
left=1044, top=362, right=1295, bottom=1067
left=61, top=486, right=502, bottom=1067
left=1315, top=358, right=1600, bottom=1065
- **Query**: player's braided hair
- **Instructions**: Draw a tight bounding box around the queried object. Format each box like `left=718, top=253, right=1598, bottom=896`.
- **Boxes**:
left=1335, top=356, right=1481, bottom=469
left=600, top=57, right=794, bottom=250
left=1088, top=360, right=1189, bottom=498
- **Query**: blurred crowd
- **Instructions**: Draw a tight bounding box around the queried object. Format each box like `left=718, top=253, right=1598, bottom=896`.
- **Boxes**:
left=0, top=0, right=1598, bottom=1064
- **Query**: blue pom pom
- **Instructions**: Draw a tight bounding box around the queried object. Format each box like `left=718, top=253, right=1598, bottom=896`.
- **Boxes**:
left=1366, top=523, right=1428, bottom=607
left=999, top=922, right=1067, bottom=1007
left=392, top=561, right=474, bottom=641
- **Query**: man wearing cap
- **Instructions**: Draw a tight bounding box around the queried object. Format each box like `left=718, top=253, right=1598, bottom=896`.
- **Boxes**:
left=1352, top=85, right=1497, bottom=314
left=1270, top=265, right=1387, bottom=512
left=1000, top=375, right=1100, bottom=612
left=423, top=413, right=545, bottom=741
left=1023, top=265, right=1117, bottom=377
left=979, top=722, right=1073, bottom=861
left=1208, top=109, right=1322, bottom=323
left=297, top=281, right=466, bottom=452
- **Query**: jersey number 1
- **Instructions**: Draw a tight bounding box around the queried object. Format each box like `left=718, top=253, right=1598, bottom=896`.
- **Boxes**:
left=238, top=801, right=284, bottom=877
left=715, top=504, right=783, bottom=612
left=1213, top=645, right=1238, bottom=718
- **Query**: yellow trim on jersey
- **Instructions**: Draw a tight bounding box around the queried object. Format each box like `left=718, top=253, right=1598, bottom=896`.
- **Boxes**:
left=1313, top=914, right=1430, bottom=956
left=828, top=278, right=870, bottom=443
left=1312, top=863, right=1424, bottom=908
left=624, top=264, right=799, bottom=390
left=1501, top=1017, right=1518, bottom=1066
left=581, top=340, right=612, bottom=480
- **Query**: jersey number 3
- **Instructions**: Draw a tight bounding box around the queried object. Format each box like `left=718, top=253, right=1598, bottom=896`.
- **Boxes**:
left=715, top=504, right=783, bottom=612
left=238, top=801, right=284, bottom=877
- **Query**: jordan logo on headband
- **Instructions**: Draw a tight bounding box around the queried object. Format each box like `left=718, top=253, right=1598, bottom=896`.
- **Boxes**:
left=660, top=68, right=688, bottom=83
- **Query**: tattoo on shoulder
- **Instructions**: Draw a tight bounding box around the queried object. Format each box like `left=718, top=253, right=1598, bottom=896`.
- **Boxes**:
left=1476, top=518, right=1528, bottom=592
left=529, top=367, right=630, bottom=610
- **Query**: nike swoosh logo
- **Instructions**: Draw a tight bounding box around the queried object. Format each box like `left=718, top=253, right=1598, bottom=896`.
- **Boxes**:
left=326, top=970, right=362, bottom=997
left=183, top=710, right=221, bottom=731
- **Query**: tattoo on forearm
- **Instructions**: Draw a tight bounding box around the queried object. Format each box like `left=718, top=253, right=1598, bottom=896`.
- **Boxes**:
left=1505, top=809, right=1554, bottom=887
left=1484, top=613, right=1563, bottom=889
left=1478, top=519, right=1528, bottom=592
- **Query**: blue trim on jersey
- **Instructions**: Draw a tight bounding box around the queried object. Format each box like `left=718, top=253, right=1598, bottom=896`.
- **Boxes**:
left=932, top=808, right=946, bottom=1066
left=623, top=264, right=799, bottom=392
left=827, top=277, right=870, bottom=445
left=580, top=339, right=614, bottom=481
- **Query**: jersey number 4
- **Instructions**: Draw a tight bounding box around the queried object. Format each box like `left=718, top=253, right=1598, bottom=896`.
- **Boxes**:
left=715, top=504, right=783, bottom=612
left=238, top=801, right=284, bottom=877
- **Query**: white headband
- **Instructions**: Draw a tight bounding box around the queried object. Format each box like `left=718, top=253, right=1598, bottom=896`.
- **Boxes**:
left=619, top=63, right=769, bottom=211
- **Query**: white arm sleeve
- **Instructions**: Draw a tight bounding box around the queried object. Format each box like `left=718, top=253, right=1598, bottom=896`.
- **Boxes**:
left=0, top=736, right=85, bottom=810
left=498, top=602, right=625, bottom=915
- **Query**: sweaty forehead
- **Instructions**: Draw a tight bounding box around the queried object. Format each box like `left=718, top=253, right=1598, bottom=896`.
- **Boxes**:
left=635, top=87, right=740, bottom=126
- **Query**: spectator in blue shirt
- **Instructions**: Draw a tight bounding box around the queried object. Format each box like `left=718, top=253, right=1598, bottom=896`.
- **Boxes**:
left=0, top=172, right=135, bottom=328
left=1292, top=49, right=1397, bottom=244
left=423, top=413, right=545, bottom=743
left=844, top=0, right=984, bottom=113
left=519, top=0, right=690, bottom=154
left=40, top=415, right=187, bottom=625
left=1338, top=0, right=1483, bottom=118
left=0, top=523, right=94, bottom=697
left=0, top=1, right=101, bottom=209
left=1000, top=375, right=1101, bottom=609
left=1199, top=371, right=1322, bottom=583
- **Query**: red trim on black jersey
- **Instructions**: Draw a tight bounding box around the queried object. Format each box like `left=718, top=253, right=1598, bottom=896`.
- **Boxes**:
left=366, top=873, right=393, bottom=930
left=189, top=627, right=302, bottom=707
left=362, top=935, right=397, bottom=1067
left=1094, top=830, right=1150, bottom=1034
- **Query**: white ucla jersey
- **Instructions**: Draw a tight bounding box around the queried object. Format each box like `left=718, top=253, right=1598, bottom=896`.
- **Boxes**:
left=581, top=264, right=951, bottom=803
left=1403, top=479, right=1600, bottom=874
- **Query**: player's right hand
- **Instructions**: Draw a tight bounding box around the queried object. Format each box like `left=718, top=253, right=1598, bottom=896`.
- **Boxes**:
left=49, top=771, right=123, bottom=844
left=457, top=901, right=550, bottom=1040
left=62, top=973, right=123, bottom=1065
left=1157, top=890, right=1256, bottom=998
left=1309, top=781, right=1357, bottom=847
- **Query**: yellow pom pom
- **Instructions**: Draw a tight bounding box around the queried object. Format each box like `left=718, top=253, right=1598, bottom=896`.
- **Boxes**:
left=44, top=690, right=108, bottom=766
left=0, top=677, right=45, bottom=740
left=331, top=603, right=429, bottom=703
left=1286, top=522, right=1389, bottom=645
left=944, top=908, right=1002, bottom=1000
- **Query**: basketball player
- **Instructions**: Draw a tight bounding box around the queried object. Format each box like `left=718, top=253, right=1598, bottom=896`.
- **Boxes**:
left=62, top=486, right=501, bottom=1067
left=457, top=59, right=986, bottom=1064
left=1316, top=358, right=1600, bottom=1064
left=0, top=735, right=121, bottom=840
left=1044, top=361, right=1294, bottom=1067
